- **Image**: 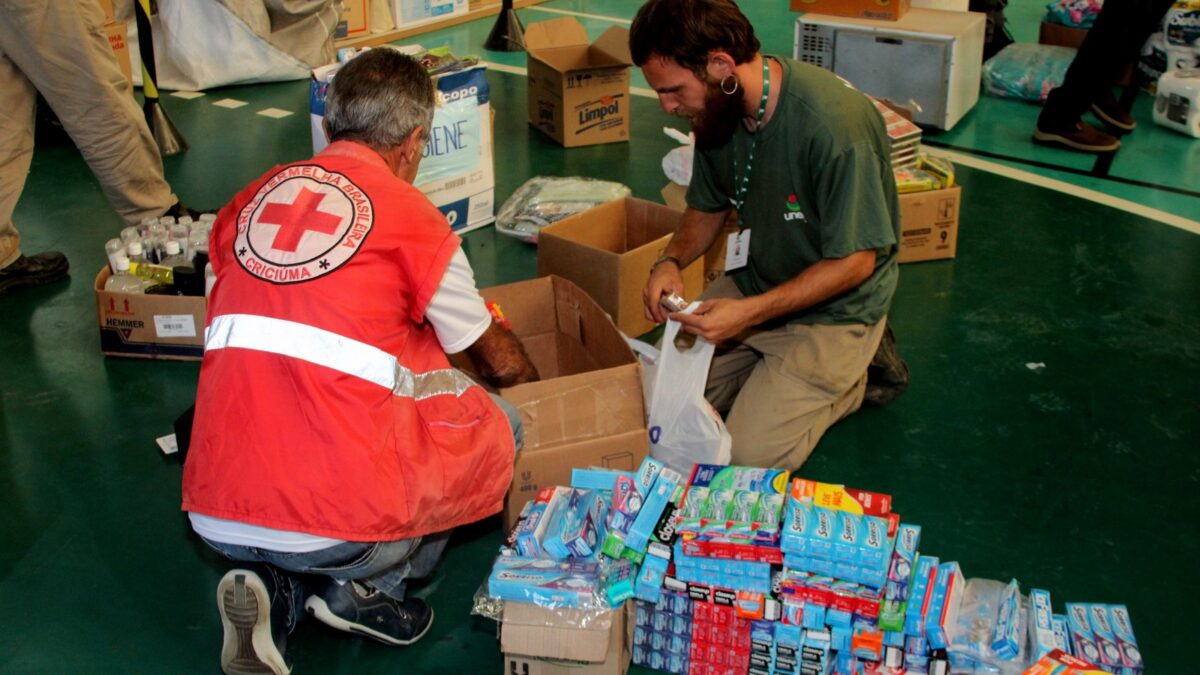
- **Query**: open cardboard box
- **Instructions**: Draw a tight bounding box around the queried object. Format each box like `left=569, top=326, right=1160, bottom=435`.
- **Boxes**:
left=501, top=601, right=633, bottom=675
left=455, top=276, right=648, bottom=528
left=93, top=267, right=206, bottom=360
left=525, top=17, right=632, bottom=147
left=537, top=198, right=704, bottom=338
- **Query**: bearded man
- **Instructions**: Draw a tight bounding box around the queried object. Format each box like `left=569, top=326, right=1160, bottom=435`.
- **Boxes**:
left=633, top=0, right=909, bottom=470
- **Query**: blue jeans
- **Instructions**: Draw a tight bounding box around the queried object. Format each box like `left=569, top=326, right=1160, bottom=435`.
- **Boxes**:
left=200, top=393, right=522, bottom=610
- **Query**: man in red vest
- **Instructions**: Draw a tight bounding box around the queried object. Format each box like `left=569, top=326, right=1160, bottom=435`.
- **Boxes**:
left=182, top=49, right=538, bottom=674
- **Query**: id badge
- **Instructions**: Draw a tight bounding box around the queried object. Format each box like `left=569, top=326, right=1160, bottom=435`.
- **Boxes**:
left=725, top=229, right=750, bottom=271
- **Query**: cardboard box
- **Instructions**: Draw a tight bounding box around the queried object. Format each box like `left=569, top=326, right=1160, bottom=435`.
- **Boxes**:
left=537, top=198, right=704, bottom=338
left=94, top=268, right=206, bottom=360
left=791, top=0, right=911, bottom=22
left=335, top=0, right=369, bottom=37
left=1038, top=20, right=1087, bottom=50
left=525, top=18, right=632, bottom=147
left=392, top=0, right=467, bottom=29
left=897, top=185, right=960, bottom=263
left=502, top=601, right=633, bottom=674
left=457, top=276, right=648, bottom=528
left=104, top=20, right=132, bottom=94
left=659, top=183, right=740, bottom=288
left=311, top=57, right=495, bottom=233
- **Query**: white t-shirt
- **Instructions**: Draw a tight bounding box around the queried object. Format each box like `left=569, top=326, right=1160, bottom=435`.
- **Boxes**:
left=190, top=247, right=492, bottom=551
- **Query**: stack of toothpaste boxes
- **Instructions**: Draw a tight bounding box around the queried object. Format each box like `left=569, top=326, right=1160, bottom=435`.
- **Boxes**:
left=484, top=458, right=1145, bottom=675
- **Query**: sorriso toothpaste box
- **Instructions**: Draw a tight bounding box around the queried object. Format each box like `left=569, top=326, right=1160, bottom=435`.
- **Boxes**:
left=1086, top=602, right=1123, bottom=670
left=1066, top=603, right=1103, bottom=667
left=1106, top=604, right=1143, bottom=674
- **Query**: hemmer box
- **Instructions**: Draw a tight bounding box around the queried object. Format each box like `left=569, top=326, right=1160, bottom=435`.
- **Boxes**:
left=456, top=276, right=649, bottom=528
left=94, top=267, right=205, bottom=360
left=897, top=185, right=960, bottom=263
left=525, top=17, right=633, bottom=147
left=538, top=198, right=705, bottom=338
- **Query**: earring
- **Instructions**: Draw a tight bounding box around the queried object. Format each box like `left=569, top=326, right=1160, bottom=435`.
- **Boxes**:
left=720, top=74, right=739, bottom=95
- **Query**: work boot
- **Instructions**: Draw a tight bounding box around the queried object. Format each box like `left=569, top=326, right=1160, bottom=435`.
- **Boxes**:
left=0, top=252, right=69, bottom=296
left=217, top=567, right=293, bottom=675
left=305, top=579, right=433, bottom=646
left=864, top=323, right=909, bottom=407
left=1090, top=90, right=1136, bottom=133
left=1033, top=120, right=1120, bottom=153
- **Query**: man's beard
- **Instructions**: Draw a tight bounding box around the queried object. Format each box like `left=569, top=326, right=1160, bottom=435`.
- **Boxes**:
left=690, top=80, right=744, bottom=151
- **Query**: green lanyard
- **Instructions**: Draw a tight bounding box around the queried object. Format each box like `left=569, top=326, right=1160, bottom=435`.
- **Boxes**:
left=732, top=57, right=771, bottom=230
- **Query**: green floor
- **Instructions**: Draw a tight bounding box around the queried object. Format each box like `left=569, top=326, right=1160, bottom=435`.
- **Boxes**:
left=1, top=1, right=1198, bottom=672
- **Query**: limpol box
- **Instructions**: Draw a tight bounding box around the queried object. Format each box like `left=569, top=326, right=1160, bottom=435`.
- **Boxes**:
left=94, top=268, right=205, bottom=360
left=311, top=52, right=495, bottom=233
left=457, top=276, right=649, bottom=529
left=897, top=185, right=961, bottom=263
left=525, top=18, right=633, bottom=147
left=538, top=197, right=705, bottom=338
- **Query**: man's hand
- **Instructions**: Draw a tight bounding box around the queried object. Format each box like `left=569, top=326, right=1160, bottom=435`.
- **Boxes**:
left=645, top=260, right=685, bottom=324
left=670, top=297, right=762, bottom=344
left=466, top=322, right=539, bottom=389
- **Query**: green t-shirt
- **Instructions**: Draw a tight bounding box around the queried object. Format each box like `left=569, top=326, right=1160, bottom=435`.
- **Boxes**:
left=687, top=57, right=900, bottom=326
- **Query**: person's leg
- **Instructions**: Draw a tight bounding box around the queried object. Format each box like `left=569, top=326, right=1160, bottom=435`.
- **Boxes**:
left=489, top=391, right=524, bottom=451
left=697, top=275, right=764, bottom=414
left=725, top=319, right=886, bottom=470
left=0, top=49, right=33, bottom=269
left=0, top=0, right=176, bottom=225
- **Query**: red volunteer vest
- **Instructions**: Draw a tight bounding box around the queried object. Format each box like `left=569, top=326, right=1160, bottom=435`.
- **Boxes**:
left=181, top=141, right=514, bottom=541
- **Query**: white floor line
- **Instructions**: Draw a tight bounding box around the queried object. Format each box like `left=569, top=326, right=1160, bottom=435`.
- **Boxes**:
left=480, top=61, right=1198, bottom=234
left=926, top=148, right=1200, bottom=235
left=524, top=5, right=631, bottom=24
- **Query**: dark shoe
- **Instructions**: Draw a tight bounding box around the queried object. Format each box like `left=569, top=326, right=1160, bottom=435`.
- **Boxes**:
left=864, top=323, right=909, bottom=407
left=217, top=568, right=292, bottom=675
left=0, top=252, right=69, bottom=296
left=1033, top=120, right=1120, bottom=153
left=1091, top=91, right=1136, bottom=133
left=163, top=200, right=214, bottom=221
left=305, top=580, right=433, bottom=646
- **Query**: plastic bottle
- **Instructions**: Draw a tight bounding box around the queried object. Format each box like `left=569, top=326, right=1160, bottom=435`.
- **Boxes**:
left=126, top=241, right=174, bottom=285
left=121, top=226, right=142, bottom=244
left=126, top=240, right=148, bottom=265
left=105, top=238, right=125, bottom=273
left=159, top=215, right=177, bottom=226
left=161, top=240, right=193, bottom=271
left=105, top=257, right=157, bottom=293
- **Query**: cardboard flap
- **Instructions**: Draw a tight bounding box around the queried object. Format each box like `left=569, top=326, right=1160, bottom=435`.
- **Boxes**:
left=524, top=16, right=589, bottom=51
left=589, top=25, right=633, bottom=66
left=501, top=602, right=619, bottom=663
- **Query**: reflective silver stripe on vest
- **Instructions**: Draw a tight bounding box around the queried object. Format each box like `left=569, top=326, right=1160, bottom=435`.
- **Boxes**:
left=206, top=313, right=476, bottom=399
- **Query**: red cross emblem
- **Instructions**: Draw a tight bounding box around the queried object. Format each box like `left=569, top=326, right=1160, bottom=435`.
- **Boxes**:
left=257, top=186, right=343, bottom=252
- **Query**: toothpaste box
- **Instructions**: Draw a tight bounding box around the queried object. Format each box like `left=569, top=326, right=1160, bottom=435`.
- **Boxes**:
left=570, top=467, right=635, bottom=491
left=488, top=557, right=602, bottom=607
left=878, top=524, right=920, bottom=632
left=1066, top=603, right=1103, bottom=667
left=834, top=511, right=862, bottom=563
left=634, top=551, right=670, bottom=603
left=1052, top=613, right=1072, bottom=654
left=605, top=559, right=636, bottom=606
left=513, top=486, right=570, bottom=558
left=790, top=478, right=892, bottom=517
left=991, top=579, right=1021, bottom=660
left=1086, top=603, right=1123, bottom=670
left=1025, top=649, right=1111, bottom=675
left=1030, top=588, right=1057, bottom=659
left=808, top=507, right=838, bottom=560
left=904, top=555, right=939, bottom=636
left=782, top=497, right=813, bottom=554
left=923, top=561, right=964, bottom=650
left=1106, top=605, right=1142, bottom=673
left=624, top=468, right=683, bottom=557
left=542, top=488, right=608, bottom=559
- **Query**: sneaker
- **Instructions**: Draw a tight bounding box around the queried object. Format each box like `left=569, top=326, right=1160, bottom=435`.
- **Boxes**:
left=1090, top=90, right=1136, bottom=133
left=1033, top=120, right=1120, bottom=153
left=217, top=568, right=292, bottom=675
left=305, top=580, right=433, bottom=647
left=0, top=252, right=69, bottom=296
left=864, top=323, right=909, bottom=407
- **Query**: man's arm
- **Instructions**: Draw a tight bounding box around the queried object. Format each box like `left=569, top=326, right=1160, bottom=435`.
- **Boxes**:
left=644, top=207, right=730, bottom=323
left=672, top=249, right=876, bottom=343
left=465, top=321, right=539, bottom=389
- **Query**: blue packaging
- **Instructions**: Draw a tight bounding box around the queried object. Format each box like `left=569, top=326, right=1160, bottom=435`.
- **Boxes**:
left=1086, top=602, right=1123, bottom=670
left=625, top=469, right=681, bottom=556
left=542, top=488, right=608, bottom=559
left=781, top=497, right=812, bottom=554
left=671, top=613, right=691, bottom=636
left=1051, top=613, right=1071, bottom=653
left=923, top=561, right=964, bottom=650
left=512, top=486, right=569, bottom=558
left=904, top=555, right=940, bottom=636
left=1107, top=604, right=1142, bottom=673
left=570, top=467, right=634, bottom=491
left=605, top=559, right=636, bottom=606
left=808, top=507, right=838, bottom=560
left=632, top=643, right=649, bottom=666
left=990, top=579, right=1021, bottom=660
left=635, top=552, right=670, bottom=603
left=834, top=510, right=862, bottom=562
left=487, top=556, right=601, bottom=607
left=1066, top=603, right=1103, bottom=666
left=634, top=625, right=650, bottom=647
left=1029, top=588, right=1056, bottom=659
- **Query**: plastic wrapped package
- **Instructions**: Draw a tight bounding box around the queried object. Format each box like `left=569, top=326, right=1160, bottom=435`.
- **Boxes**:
left=945, top=578, right=1033, bottom=674
left=983, top=44, right=1077, bottom=102
left=1043, top=0, right=1102, bottom=29
left=660, top=127, right=695, bottom=186
left=495, top=177, right=631, bottom=243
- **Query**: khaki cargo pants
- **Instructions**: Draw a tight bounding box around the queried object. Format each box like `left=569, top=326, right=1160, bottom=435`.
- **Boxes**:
left=701, top=276, right=886, bottom=471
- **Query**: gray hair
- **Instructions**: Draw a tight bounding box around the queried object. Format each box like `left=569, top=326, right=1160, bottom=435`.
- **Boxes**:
left=324, top=49, right=435, bottom=150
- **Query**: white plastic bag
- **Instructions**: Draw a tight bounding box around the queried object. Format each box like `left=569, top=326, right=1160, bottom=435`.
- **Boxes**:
left=646, top=310, right=732, bottom=474
left=624, top=336, right=660, bottom=405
